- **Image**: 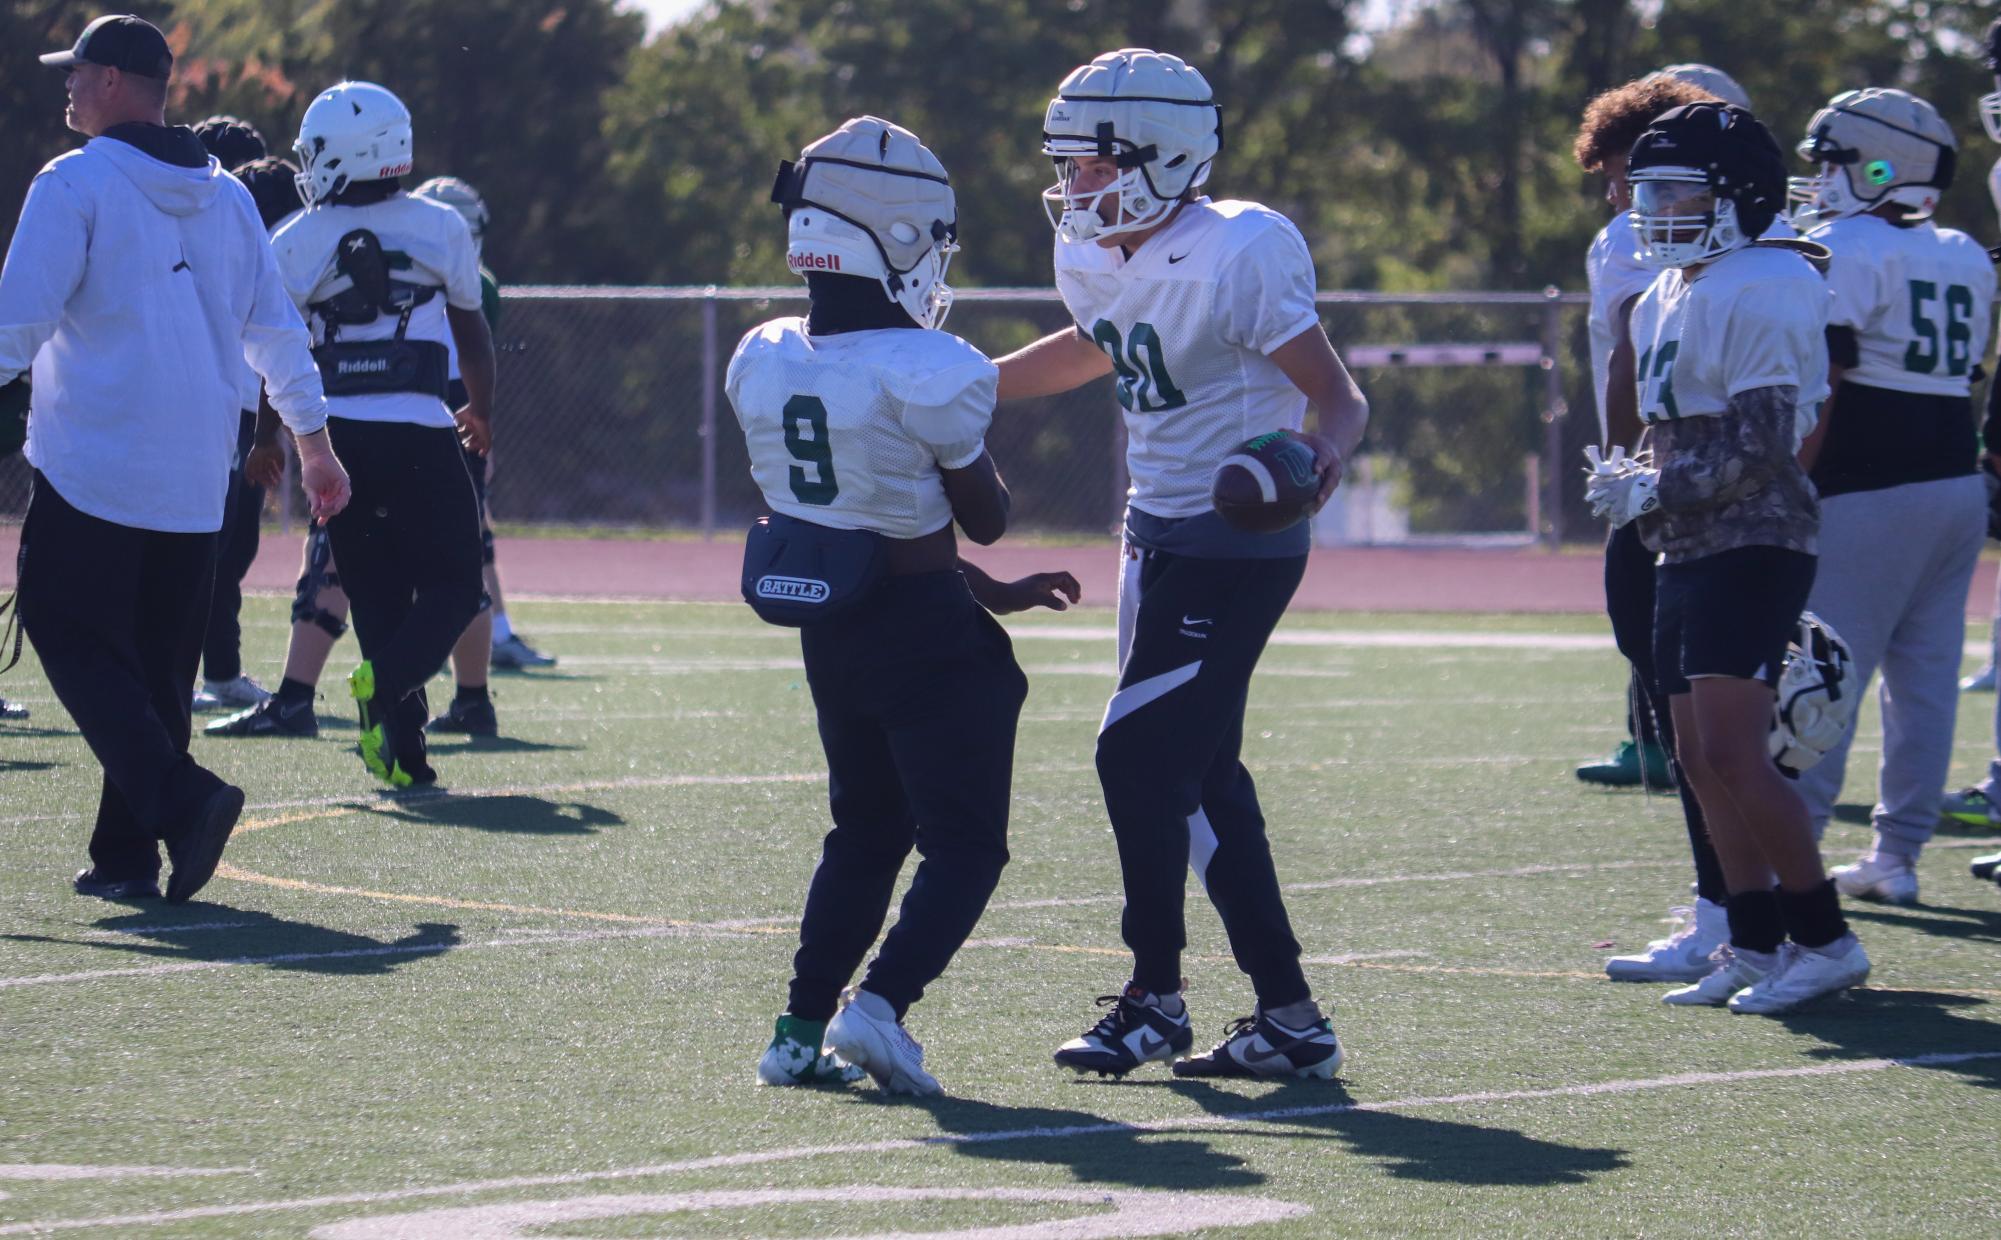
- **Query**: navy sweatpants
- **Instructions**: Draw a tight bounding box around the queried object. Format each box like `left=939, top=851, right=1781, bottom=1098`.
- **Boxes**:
left=203, top=410, right=264, bottom=683
left=786, top=572, right=1029, bottom=1022
left=18, top=474, right=226, bottom=881
left=1099, top=545, right=1310, bottom=1008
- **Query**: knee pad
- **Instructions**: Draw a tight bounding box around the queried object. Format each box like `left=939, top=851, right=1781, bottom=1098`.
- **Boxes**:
left=291, top=525, right=347, bottom=636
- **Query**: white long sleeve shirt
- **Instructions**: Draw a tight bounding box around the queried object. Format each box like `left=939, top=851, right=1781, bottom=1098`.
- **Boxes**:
left=0, top=128, right=328, bottom=532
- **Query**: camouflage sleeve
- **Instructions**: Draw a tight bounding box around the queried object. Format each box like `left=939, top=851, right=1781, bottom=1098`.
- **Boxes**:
left=1654, top=385, right=1800, bottom=513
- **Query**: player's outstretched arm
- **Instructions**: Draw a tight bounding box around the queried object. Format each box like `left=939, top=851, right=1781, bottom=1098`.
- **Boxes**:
left=941, top=449, right=1011, bottom=545
left=994, top=325, right=1114, bottom=401
left=959, top=558, right=1081, bottom=614
left=1270, top=324, right=1370, bottom=505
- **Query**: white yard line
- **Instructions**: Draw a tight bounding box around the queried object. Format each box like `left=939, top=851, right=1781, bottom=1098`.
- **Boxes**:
left=5, top=1052, right=1993, bottom=1235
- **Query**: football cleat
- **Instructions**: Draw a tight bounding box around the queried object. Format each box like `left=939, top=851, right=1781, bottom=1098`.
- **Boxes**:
left=1830, top=853, right=1918, bottom=906
left=1961, top=664, right=1997, bottom=693
left=164, top=783, right=244, bottom=905
left=426, top=695, right=497, bottom=737
left=490, top=634, right=556, bottom=670
left=0, top=697, right=30, bottom=720
left=825, top=992, right=941, bottom=1096
left=1939, top=787, right=2001, bottom=828
left=1728, top=937, right=1870, bottom=1014
left=205, top=696, right=318, bottom=738
left=756, top=1015, right=864, bottom=1087
left=1605, top=898, right=1727, bottom=981
left=1971, top=851, right=2001, bottom=881
left=349, top=662, right=413, bottom=788
left=73, top=868, right=161, bottom=900
left=192, top=675, right=271, bottom=712
left=1172, top=1006, right=1344, bottom=1080
left=1054, top=983, right=1193, bottom=1078
left=1575, top=740, right=1673, bottom=788
left=1661, top=946, right=1774, bottom=1006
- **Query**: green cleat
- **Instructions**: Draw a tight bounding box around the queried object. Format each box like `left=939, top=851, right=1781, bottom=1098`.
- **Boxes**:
left=350, top=661, right=413, bottom=789
left=756, top=1015, right=864, bottom=1087
left=1940, top=787, right=2001, bottom=829
left=1575, top=740, right=1673, bottom=788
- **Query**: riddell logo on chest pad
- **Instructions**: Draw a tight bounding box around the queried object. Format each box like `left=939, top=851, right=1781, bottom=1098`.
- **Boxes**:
left=787, top=252, right=842, bottom=272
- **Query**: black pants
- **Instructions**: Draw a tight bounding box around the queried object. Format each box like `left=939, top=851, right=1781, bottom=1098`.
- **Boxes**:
left=787, top=572, right=1029, bottom=1022
left=202, top=410, right=264, bottom=683
left=1604, top=522, right=1727, bottom=905
left=18, top=474, right=225, bottom=881
left=321, top=419, right=484, bottom=715
left=1100, top=548, right=1309, bottom=1009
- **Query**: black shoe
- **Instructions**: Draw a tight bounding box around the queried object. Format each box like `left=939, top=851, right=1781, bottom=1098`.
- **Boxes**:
left=206, top=696, right=318, bottom=738
left=1972, top=851, right=2001, bottom=881
left=1052, top=983, right=1194, bottom=1077
left=164, top=784, right=244, bottom=904
left=1172, top=1007, right=1345, bottom=1080
left=426, top=695, right=497, bottom=737
left=73, top=868, right=161, bottom=900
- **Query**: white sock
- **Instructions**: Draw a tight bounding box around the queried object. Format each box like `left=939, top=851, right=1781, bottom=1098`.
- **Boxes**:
left=851, top=989, right=898, bottom=1023
left=491, top=610, right=513, bottom=642
left=1266, top=999, right=1322, bottom=1029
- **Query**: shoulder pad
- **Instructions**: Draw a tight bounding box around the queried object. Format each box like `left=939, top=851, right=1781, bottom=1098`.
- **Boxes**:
left=1752, top=237, right=1832, bottom=276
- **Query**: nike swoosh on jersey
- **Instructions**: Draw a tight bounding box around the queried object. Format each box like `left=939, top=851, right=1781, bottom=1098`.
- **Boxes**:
left=1167, top=252, right=1190, bottom=264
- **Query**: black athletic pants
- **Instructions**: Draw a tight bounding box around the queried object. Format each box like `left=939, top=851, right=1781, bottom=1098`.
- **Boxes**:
left=1100, top=548, right=1310, bottom=1009
left=202, top=410, right=264, bottom=683
left=18, top=474, right=226, bottom=881
left=787, top=572, right=1029, bottom=1022
left=321, top=419, right=484, bottom=731
left=1604, top=522, right=1727, bottom=905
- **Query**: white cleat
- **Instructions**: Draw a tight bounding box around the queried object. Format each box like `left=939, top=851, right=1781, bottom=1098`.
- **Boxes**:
left=825, top=993, right=942, bottom=1097
left=1830, top=853, right=1918, bottom=906
left=193, top=675, right=272, bottom=711
left=1606, top=898, right=1727, bottom=982
left=1661, top=946, right=1774, bottom=1007
left=1729, top=937, right=1871, bottom=1015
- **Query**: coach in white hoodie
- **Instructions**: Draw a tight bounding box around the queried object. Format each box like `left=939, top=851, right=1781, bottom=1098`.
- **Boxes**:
left=0, top=14, right=350, bottom=905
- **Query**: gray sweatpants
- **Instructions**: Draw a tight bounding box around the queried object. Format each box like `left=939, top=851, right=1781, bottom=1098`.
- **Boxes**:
left=1797, top=475, right=1986, bottom=857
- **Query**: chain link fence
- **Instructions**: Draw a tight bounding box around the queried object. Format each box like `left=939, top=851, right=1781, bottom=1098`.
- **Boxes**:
left=0, top=287, right=1598, bottom=544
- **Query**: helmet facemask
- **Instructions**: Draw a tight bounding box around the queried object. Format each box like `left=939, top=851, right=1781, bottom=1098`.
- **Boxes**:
left=1983, top=90, right=2001, bottom=143
left=1040, top=139, right=1190, bottom=243
left=1630, top=169, right=1748, bottom=269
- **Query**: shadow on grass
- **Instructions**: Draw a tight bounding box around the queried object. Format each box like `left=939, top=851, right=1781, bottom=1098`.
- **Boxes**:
left=0, top=758, right=58, bottom=773
left=3, top=910, right=462, bottom=977
left=1846, top=900, right=2001, bottom=946
left=423, top=736, right=583, bottom=756
left=372, top=793, right=624, bottom=835
left=885, top=1093, right=1264, bottom=1191
left=0, top=723, right=78, bottom=740
left=1781, top=987, right=2001, bottom=1092
left=1163, top=1077, right=1629, bottom=1187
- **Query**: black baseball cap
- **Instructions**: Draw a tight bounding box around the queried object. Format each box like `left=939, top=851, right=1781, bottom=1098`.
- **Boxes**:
left=40, top=14, right=173, bottom=81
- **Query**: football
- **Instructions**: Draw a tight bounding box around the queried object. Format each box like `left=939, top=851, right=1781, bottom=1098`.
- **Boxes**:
left=1211, top=429, right=1325, bottom=533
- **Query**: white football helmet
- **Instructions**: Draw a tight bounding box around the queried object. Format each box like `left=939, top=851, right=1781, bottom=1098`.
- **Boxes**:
left=1041, top=48, right=1221, bottom=243
left=773, top=115, right=958, bottom=329
left=1786, top=88, right=1956, bottom=230
left=413, top=176, right=489, bottom=251
left=1650, top=63, right=1751, bottom=110
left=1770, top=612, right=1856, bottom=773
left=293, top=81, right=414, bottom=207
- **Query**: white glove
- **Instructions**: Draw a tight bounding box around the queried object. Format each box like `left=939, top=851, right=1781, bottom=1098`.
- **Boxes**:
left=1587, top=466, right=1660, bottom=527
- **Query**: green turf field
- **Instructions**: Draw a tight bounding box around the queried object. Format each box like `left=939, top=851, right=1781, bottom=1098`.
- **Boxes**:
left=1, top=598, right=1998, bottom=1237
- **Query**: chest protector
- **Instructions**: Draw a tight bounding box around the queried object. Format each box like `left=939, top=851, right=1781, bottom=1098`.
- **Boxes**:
left=308, top=229, right=450, bottom=400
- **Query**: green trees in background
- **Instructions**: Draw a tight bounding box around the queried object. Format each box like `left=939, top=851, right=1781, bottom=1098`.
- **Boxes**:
left=3, top=0, right=1997, bottom=533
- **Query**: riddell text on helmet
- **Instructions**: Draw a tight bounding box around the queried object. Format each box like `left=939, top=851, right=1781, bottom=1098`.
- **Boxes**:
left=787, top=252, right=842, bottom=272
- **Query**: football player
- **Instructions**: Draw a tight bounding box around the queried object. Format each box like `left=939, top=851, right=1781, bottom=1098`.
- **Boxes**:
left=1951, top=20, right=2001, bottom=893
left=1572, top=71, right=1736, bottom=984
left=1588, top=102, right=1869, bottom=1012
left=1783, top=89, right=1990, bottom=907
left=994, top=48, right=1368, bottom=1079
left=270, top=81, right=492, bottom=787
left=736, top=116, right=1079, bottom=1096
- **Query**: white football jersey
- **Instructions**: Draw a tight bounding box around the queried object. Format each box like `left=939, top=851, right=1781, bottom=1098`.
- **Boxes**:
left=270, top=193, right=482, bottom=428
left=1808, top=214, right=1995, bottom=399
left=1630, top=244, right=1831, bottom=444
left=1053, top=198, right=1322, bottom=519
left=727, top=318, right=995, bottom=540
left=1585, top=211, right=1656, bottom=443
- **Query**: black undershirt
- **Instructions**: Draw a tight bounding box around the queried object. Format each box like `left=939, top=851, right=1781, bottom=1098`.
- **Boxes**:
left=1810, top=380, right=1977, bottom=498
